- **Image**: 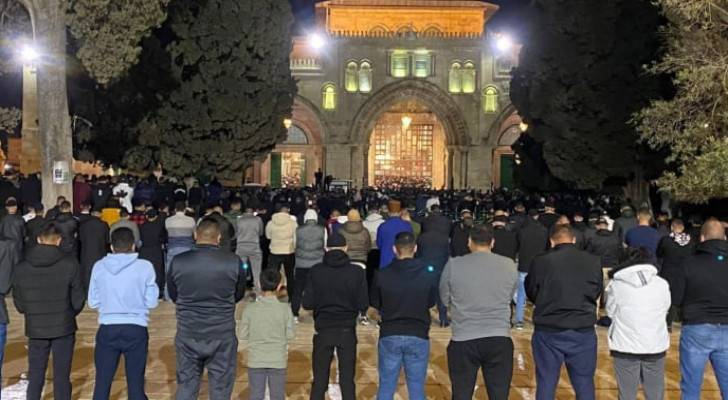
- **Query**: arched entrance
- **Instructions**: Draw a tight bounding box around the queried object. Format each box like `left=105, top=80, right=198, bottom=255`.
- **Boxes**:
left=350, top=79, right=470, bottom=188
left=491, top=108, right=523, bottom=189
left=248, top=97, right=326, bottom=187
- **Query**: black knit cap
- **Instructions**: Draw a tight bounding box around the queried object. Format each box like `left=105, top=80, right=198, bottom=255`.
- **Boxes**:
left=327, top=233, right=347, bottom=248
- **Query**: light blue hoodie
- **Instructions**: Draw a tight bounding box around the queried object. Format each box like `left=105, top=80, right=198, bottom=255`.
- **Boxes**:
left=88, top=253, right=159, bottom=327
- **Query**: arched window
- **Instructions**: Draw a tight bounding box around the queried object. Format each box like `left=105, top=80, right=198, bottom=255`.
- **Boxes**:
left=284, top=125, right=309, bottom=144
left=322, top=84, right=337, bottom=110
left=483, top=86, right=499, bottom=114
left=462, top=62, right=476, bottom=93
left=390, top=51, right=410, bottom=78
left=359, top=61, right=372, bottom=93
left=449, top=62, right=462, bottom=93
left=345, top=62, right=358, bottom=92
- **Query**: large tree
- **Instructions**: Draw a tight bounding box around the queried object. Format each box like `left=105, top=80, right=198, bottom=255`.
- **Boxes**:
left=3, top=0, right=167, bottom=207
left=124, top=0, right=297, bottom=181
left=510, top=0, right=664, bottom=195
left=636, top=1, right=728, bottom=203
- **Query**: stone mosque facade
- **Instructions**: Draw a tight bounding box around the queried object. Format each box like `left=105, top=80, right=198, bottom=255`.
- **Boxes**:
left=246, top=0, right=524, bottom=190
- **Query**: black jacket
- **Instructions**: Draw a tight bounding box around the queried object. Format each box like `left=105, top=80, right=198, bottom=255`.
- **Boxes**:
left=0, top=240, right=15, bottom=324
left=13, top=244, right=85, bottom=338
left=302, top=249, right=368, bottom=331
left=493, top=226, right=518, bottom=261
left=52, top=213, right=78, bottom=255
left=526, top=244, right=603, bottom=331
left=0, top=213, right=25, bottom=261
left=657, top=233, right=695, bottom=275
left=517, top=218, right=549, bottom=273
left=416, top=230, right=450, bottom=270
left=370, top=257, right=437, bottom=339
left=586, top=229, right=622, bottom=269
left=78, top=216, right=109, bottom=289
left=139, top=218, right=166, bottom=269
left=421, top=212, right=452, bottom=237
left=25, top=216, right=47, bottom=248
left=450, top=224, right=471, bottom=257
left=168, top=245, right=245, bottom=339
left=539, top=212, right=560, bottom=230
left=673, top=240, right=728, bottom=325
left=19, top=176, right=41, bottom=207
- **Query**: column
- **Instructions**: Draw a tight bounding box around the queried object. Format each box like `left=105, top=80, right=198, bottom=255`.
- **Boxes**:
left=21, top=65, right=42, bottom=174
left=447, top=146, right=455, bottom=189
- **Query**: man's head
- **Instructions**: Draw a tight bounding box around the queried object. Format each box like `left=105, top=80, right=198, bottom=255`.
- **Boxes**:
left=637, top=208, right=652, bottom=225
left=278, top=205, right=290, bottom=214
left=132, top=200, right=146, bottom=211
left=550, top=225, right=576, bottom=247
left=595, top=218, right=609, bottom=230
left=514, top=202, right=525, bottom=213
left=573, top=212, right=584, bottom=223
left=671, top=218, right=685, bottom=234
left=492, top=215, right=507, bottom=228
left=468, top=225, right=495, bottom=252
left=80, top=202, right=92, bottom=213
left=701, top=218, right=727, bottom=242
left=195, top=218, right=222, bottom=246
left=5, top=198, right=17, bottom=214
left=461, top=210, right=474, bottom=226
left=260, top=269, right=283, bottom=293
left=556, top=215, right=571, bottom=226
left=330, top=209, right=341, bottom=219
left=111, top=228, right=136, bottom=253
left=230, top=198, right=242, bottom=211
left=326, top=233, right=347, bottom=252
left=60, top=201, right=72, bottom=214
left=120, top=209, right=130, bottom=219
left=213, top=205, right=224, bottom=215
left=544, top=199, right=556, bottom=213
left=146, top=209, right=159, bottom=221
left=56, top=196, right=66, bottom=206
left=175, top=201, right=187, bottom=213
left=38, top=223, right=62, bottom=246
left=28, top=202, right=43, bottom=215
left=388, top=200, right=402, bottom=216
left=393, top=231, right=417, bottom=259
left=528, top=208, right=539, bottom=220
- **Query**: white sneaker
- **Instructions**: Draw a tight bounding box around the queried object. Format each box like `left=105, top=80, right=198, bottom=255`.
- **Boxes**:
left=294, top=316, right=299, bottom=324
left=359, top=316, right=370, bottom=326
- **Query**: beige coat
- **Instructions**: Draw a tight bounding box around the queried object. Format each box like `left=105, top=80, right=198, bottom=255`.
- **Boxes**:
left=266, top=212, right=298, bottom=255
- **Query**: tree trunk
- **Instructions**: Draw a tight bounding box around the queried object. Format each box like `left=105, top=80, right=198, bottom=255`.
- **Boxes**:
left=622, top=166, right=651, bottom=210
left=33, top=0, right=73, bottom=208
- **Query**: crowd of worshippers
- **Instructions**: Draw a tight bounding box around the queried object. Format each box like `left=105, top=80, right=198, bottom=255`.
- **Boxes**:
left=0, top=172, right=724, bottom=400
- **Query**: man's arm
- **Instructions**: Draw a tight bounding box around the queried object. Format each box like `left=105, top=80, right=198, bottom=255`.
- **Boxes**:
left=525, top=258, right=540, bottom=303
left=234, top=260, right=247, bottom=303
left=0, top=244, right=14, bottom=298
left=427, top=271, right=438, bottom=309
left=70, top=261, right=86, bottom=314
left=286, top=307, right=296, bottom=342
left=144, top=264, right=160, bottom=309
left=167, top=261, right=178, bottom=303
left=369, top=273, right=381, bottom=310
left=357, top=269, right=369, bottom=314
left=439, top=260, right=453, bottom=309
left=302, top=269, right=315, bottom=310
left=239, top=308, right=250, bottom=340
left=672, top=260, right=687, bottom=307
left=87, top=262, right=101, bottom=309
left=11, top=265, right=23, bottom=314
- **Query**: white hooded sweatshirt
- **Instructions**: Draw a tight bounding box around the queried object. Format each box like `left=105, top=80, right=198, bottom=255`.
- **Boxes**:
left=606, top=264, right=671, bottom=355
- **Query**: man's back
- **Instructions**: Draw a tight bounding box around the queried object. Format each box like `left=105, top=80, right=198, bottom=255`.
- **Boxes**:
left=517, top=219, right=548, bottom=271
left=625, top=225, right=661, bottom=256
left=526, top=244, right=603, bottom=330
left=236, top=213, right=264, bottom=251
left=371, top=258, right=437, bottom=339
left=377, top=218, right=413, bottom=268
left=168, top=245, right=244, bottom=339
left=440, top=252, right=517, bottom=341
left=493, top=227, right=518, bottom=261
left=674, top=239, right=728, bottom=325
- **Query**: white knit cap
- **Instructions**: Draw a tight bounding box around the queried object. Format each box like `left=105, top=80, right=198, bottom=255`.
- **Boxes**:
left=304, top=209, right=318, bottom=222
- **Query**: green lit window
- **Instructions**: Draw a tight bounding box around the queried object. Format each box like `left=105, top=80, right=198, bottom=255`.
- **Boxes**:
left=449, top=62, right=462, bottom=93
left=359, top=61, right=372, bottom=92
left=322, top=84, right=337, bottom=110
left=483, top=86, right=499, bottom=113
left=413, top=52, right=432, bottom=78
left=462, top=62, right=476, bottom=93
left=345, top=62, right=358, bottom=92
left=390, top=52, right=410, bottom=78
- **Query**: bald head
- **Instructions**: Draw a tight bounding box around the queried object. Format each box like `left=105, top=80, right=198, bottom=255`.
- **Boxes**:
left=550, top=225, right=576, bottom=246
left=195, top=218, right=222, bottom=245
left=701, top=218, right=727, bottom=242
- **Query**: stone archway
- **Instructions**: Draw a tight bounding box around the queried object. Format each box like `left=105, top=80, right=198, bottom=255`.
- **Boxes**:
left=348, top=79, right=470, bottom=188
left=490, top=107, right=523, bottom=189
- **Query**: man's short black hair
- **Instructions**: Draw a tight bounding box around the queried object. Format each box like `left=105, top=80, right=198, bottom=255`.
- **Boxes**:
left=260, top=269, right=282, bottom=292
left=196, top=218, right=221, bottom=241
left=120, top=208, right=130, bottom=218
left=111, top=228, right=135, bottom=252
left=175, top=201, right=187, bottom=212
left=469, top=225, right=494, bottom=246
left=39, top=223, right=61, bottom=241
left=394, top=231, right=416, bottom=251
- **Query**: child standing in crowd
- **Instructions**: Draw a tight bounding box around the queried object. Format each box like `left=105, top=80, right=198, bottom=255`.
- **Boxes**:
left=240, top=269, right=296, bottom=400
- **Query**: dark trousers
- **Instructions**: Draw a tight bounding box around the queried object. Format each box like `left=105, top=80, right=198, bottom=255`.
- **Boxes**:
left=447, top=336, right=514, bottom=400
left=366, top=249, right=380, bottom=290
left=311, top=328, right=357, bottom=400
left=93, top=324, right=149, bottom=400
left=267, top=253, right=295, bottom=303
left=532, top=329, right=597, bottom=400
left=175, top=335, right=237, bottom=400
left=27, top=333, right=75, bottom=400
left=435, top=270, right=448, bottom=324
left=291, top=268, right=310, bottom=317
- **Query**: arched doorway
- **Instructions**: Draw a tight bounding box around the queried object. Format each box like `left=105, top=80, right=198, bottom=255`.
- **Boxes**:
left=350, top=79, right=470, bottom=188
left=367, top=100, right=447, bottom=188
left=492, top=110, right=523, bottom=189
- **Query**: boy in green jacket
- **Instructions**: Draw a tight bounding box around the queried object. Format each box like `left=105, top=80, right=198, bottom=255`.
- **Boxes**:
left=240, top=269, right=296, bottom=400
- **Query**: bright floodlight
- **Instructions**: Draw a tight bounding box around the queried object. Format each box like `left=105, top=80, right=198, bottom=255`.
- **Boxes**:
left=495, top=35, right=513, bottom=53
left=309, top=33, right=325, bottom=50
left=19, top=44, right=39, bottom=64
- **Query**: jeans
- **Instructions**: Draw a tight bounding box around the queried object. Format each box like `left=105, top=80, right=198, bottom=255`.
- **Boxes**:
left=532, top=329, right=597, bottom=400
left=311, top=328, right=357, bottom=400
left=237, top=251, right=263, bottom=290
left=165, top=245, right=191, bottom=300
left=515, top=272, right=528, bottom=324
left=0, top=323, right=6, bottom=390
left=27, top=334, right=75, bottom=400
left=93, top=324, right=149, bottom=400
left=612, top=355, right=665, bottom=400
left=267, top=253, right=295, bottom=304
left=377, top=335, right=430, bottom=400
left=680, top=324, right=728, bottom=400
left=291, top=268, right=310, bottom=317
left=447, top=336, right=514, bottom=400
left=249, top=368, right=286, bottom=400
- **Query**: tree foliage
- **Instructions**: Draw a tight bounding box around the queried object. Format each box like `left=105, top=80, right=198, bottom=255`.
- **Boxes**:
left=635, top=1, right=728, bottom=203
left=510, top=0, right=664, bottom=190
left=124, top=0, right=297, bottom=181
left=66, top=0, right=169, bottom=85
